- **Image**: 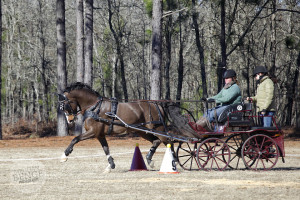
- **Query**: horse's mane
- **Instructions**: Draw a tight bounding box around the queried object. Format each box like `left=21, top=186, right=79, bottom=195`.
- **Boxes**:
left=64, top=82, right=101, bottom=97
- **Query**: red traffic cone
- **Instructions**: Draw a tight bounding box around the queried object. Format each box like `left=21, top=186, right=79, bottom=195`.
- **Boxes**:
left=130, top=143, right=148, bottom=171
left=159, top=144, right=179, bottom=174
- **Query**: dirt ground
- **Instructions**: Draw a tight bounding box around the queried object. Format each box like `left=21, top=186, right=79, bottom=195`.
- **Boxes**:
left=0, top=136, right=300, bottom=200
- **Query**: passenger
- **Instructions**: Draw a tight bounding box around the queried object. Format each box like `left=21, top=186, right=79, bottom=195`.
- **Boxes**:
left=247, top=66, right=275, bottom=127
left=197, top=69, right=242, bottom=130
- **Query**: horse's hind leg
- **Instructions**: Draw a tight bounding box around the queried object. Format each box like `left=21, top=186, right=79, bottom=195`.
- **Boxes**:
left=170, top=143, right=178, bottom=162
left=60, top=136, right=80, bottom=162
left=146, top=139, right=161, bottom=168
left=98, top=137, right=115, bottom=173
left=162, top=141, right=178, bottom=162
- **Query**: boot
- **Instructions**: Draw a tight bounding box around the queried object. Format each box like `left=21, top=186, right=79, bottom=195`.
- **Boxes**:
left=196, top=117, right=212, bottom=131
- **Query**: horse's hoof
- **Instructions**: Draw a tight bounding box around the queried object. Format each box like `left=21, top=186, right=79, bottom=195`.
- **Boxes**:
left=149, top=160, right=155, bottom=168
left=60, top=153, right=68, bottom=162
left=103, top=165, right=112, bottom=173
left=147, top=159, right=155, bottom=168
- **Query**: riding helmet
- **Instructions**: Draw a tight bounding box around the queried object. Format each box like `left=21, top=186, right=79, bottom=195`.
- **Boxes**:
left=223, top=69, right=237, bottom=79
left=253, top=66, right=268, bottom=76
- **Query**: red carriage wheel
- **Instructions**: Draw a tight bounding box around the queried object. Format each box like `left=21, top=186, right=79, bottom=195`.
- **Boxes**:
left=176, top=142, right=200, bottom=171
left=196, top=138, right=231, bottom=171
left=241, top=134, right=279, bottom=171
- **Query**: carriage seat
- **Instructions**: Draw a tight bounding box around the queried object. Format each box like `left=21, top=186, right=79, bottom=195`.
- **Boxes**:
left=217, top=103, right=252, bottom=126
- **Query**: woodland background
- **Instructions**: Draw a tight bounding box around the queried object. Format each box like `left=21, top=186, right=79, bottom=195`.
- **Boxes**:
left=1, top=0, right=300, bottom=138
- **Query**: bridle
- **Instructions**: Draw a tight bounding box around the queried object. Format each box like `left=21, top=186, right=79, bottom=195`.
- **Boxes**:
left=58, top=94, right=81, bottom=123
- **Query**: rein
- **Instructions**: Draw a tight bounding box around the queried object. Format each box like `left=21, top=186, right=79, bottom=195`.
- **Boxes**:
left=113, top=99, right=202, bottom=103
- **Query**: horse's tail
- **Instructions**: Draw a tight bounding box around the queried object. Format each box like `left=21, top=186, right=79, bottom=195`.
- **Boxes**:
left=161, top=103, right=199, bottom=139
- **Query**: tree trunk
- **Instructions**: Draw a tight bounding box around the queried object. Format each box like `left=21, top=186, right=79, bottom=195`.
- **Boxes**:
left=296, top=52, right=300, bottom=129
left=176, top=14, right=183, bottom=103
left=56, top=0, right=68, bottom=137
left=218, top=0, right=226, bottom=92
left=119, top=55, right=128, bottom=100
left=84, top=0, right=93, bottom=86
left=107, top=0, right=128, bottom=100
left=74, top=0, right=85, bottom=136
left=269, top=0, right=277, bottom=74
left=192, top=0, right=207, bottom=98
left=76, top=0, right=84, bottom=82
left=0, top=0, right=2, bottom=140
left=150, top=0, right=162, bottom=100
left=164, top=1, right=173, bottom=100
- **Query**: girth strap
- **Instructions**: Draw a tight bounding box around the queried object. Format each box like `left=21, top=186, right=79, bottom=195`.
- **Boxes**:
left=107, top=97, right=118, bottom=135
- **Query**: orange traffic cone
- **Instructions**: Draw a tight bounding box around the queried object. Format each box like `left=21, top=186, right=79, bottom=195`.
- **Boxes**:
left=129, top=143, right=148, bottom=171
left=159, top=144, right=179, bottom=174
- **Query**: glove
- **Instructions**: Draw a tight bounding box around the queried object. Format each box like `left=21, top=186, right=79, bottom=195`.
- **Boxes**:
left=201, top=97, right=207, bottom=101
left=261, top=109, right=266, bottom=115
left=207, top=98, right=215, bottom=103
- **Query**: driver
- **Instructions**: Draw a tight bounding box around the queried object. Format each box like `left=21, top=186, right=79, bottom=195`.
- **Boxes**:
left=197, top=69, right=242, bottom=131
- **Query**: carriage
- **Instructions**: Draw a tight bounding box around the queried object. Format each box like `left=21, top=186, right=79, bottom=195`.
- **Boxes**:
left=175, top=101, right=285, bottom=171
left=58, top=82, right=285, bottom=172
left=106, top=100, right=285, bottom=171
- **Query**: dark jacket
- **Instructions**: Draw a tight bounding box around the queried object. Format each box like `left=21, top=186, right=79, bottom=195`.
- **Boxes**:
left=210, top=82, right=242, bottom=106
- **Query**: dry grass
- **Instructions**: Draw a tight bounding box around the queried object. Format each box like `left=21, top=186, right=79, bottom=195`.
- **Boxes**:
left=0, top=137, right=299, bottom=200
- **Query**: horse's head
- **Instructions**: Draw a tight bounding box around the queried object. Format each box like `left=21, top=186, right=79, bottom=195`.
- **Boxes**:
left=57, top=93, right=81, bottom=124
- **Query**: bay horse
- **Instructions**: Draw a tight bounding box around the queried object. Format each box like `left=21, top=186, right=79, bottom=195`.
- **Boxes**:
left=58, top=82, right=171, bottom=172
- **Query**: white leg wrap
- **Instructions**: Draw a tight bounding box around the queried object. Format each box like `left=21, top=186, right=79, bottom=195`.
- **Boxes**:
left=103, top=164, right=112, bottom=173
left=60, top=153, right=68, bottom=162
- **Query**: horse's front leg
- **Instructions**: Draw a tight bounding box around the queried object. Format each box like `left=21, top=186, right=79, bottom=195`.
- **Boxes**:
left=60, top=120, right=96, bottom=162
left=98, top=137, right=115, bottom=173
left=60, top=136, right=80, bottom=162
left=146, top=139, right=161, bottom=168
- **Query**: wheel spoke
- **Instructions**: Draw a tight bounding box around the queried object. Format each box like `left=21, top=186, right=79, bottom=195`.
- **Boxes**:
left=178, top=154, right=192, bottom=158
left=182, top=156, right=192, bottom=166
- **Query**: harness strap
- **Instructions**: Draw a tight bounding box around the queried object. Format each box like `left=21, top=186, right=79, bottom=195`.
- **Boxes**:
left=107, top=97, right=118, bottom=135
left=83, top=97, right=103, bottom=121
left=154, top=103, right=168, bottom=132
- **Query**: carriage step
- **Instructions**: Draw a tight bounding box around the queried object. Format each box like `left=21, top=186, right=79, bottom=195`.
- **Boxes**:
left=251, top=127, right=280, bottom=131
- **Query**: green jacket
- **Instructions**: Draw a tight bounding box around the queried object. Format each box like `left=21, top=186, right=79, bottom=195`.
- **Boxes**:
left=250, top=76, right=275, bottom=112
left=210, top=82, right=242, bottom=106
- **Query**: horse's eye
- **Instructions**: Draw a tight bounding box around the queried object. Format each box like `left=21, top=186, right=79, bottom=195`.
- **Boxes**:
left=64, top=104, right=72, bottom=112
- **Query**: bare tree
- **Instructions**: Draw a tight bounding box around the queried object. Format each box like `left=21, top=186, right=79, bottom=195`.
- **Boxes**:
left=56, top=0, right=68, bottom=137
left=176, top=9, right=184, bottom=102
left=84, top=0, right=93, bottom=86
left=150, top=0, right=162, bottom=100
left=192, top=0, right=207, bottom=99
left=107, top=0, right=128, bottom=100
left=74, top=0, right=85, bottom=136
left=77, top=0, right=84, bottom=82
left=0, top=0, right=2, bottom=140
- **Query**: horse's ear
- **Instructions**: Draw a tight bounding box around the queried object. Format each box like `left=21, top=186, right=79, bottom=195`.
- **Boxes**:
left=57, top=94, right=67, bottom=101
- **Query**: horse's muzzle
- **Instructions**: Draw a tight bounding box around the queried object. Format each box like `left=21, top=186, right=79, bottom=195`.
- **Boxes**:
left=65, top=114, right=76, bottom=124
